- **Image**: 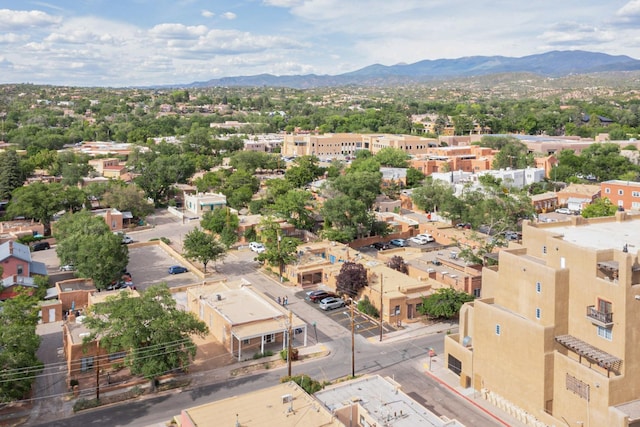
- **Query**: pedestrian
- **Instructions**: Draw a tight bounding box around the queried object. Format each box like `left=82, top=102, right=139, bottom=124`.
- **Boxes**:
left=284, top=296, right=288, bottom=305
left=277, top=296, right=281, bottom=305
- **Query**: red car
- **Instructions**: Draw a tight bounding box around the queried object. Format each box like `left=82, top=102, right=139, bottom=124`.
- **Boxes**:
left=309, top=291, right=337, bottom=303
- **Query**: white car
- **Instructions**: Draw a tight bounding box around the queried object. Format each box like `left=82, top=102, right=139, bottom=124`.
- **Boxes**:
left=417, top=233, right=435, bottom=242
left=409, top=236, right=429, bottom=245
left=319, top=297, right=345, bottom=311
left=249, top=241, right=265, bottom=253
left=555, top=208, right=572, bottom=215
left=59, top=264, right=75, bottom=271
left=122, top=235, right=134, bottom=244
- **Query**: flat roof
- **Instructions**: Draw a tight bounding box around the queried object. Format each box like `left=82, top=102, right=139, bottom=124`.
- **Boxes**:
left=188, top=280, right=304, bottom=328
left=542, top=216, right=640, bottom=251
left=182, top=381, right=341, bottom=427
left=315, top=375, right=465, bottom=427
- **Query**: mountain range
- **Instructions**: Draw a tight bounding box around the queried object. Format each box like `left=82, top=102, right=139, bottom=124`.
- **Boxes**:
left=186, top=50, right=640, bottom=89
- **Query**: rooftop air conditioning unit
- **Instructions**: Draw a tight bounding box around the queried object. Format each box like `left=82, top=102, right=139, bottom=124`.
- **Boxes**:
left=450, top=274, right=457, bottom=278
left=427, top=268, right=435, bottom=273
left=281, top=394, right=293, bottom=404
left=216, top=294, right=222, bottom=301
left=79, top=332, right=90, bottom=338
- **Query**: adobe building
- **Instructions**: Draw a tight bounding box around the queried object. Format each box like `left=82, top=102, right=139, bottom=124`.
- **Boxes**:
left=556, top=183, right=601, bottom=211
left=602, top=180, right=640, bottom=211
left=281, top=133, right=437, bottom=158
left=186, top=279, right=307, bottom=361
left=445, top=211, right=640, bottom=426
left=62, top=287, right=140, bottom=381
left=176, top=381, right=342, bottom=427
left=315, top=375, right=465, bottom=427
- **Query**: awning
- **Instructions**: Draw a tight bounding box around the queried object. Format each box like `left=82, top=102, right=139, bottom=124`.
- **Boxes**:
left=45, top=287, right=59, bottom=300
left=556, top=334, right=622, bottom=372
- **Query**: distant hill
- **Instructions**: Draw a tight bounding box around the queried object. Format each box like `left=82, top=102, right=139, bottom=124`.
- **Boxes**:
left=184, top=50, right=640, bottom=89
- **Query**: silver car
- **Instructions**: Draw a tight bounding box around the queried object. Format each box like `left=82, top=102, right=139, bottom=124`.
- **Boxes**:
left=319, top=297, right=345, bottom=311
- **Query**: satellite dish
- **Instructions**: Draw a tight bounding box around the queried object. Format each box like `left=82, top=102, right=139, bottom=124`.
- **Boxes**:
left=462, top=336, right=472, bottom=347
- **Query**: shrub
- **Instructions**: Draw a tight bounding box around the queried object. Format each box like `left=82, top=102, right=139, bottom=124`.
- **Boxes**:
left=280, top=348, right=299, bottom=361
left=357, top=296, right=379, bottom=318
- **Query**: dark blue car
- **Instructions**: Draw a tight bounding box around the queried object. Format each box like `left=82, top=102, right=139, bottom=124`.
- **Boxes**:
left=168, top=265, right=188, bottom=274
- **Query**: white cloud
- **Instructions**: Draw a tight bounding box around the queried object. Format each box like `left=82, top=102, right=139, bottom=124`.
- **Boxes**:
left=617, top=0, right=640, bottom=17
left=0, top=8, right=61, bottom=31
left=0, top=33, right=29, bottom=43
left=538, top=22, right=614, bottom=46
left=222, top=12, right=237, bottom=20
left=201, top=9, right=214, bottom=18
left=148, top=23, right=208, bottom=39
left=262, top=0, right=303, bottom=6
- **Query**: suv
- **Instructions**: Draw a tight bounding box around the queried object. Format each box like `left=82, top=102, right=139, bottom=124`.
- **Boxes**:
left=249, top=241, right=266, bottom=253
left=309, top=291, right=337, bottom=303
left=32, top=241, right=50, bottom=251
left=417, top=233, right=435, bottom=243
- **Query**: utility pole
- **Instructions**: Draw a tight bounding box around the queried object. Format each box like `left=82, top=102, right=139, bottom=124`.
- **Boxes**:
left=95, top=356, right=100, bottom=401
left=350, top=301, right=355, bottom=378
left=287, top=309, right=293, bottom=377
left=379, top=275, right=384, bottom=342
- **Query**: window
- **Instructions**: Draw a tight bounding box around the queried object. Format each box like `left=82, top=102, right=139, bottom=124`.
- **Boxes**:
left=536, top=308, right=541, bottom=319
left=109, top=352, right=126, bottom=361
left=598, top=299, right=612, bottom=314
left=473, top=288, right=481, bottom=297
left=618, top=189, right=624, bottom=196
left=16, top=265, right=23, bottom=275
left=394, top=305, right=401, bottom=315
left=597, top=326, right=612, bottom=340
left=536, top=282, right=541, bottom=293
left=81, top=356, right=94, bottom=372
left=242, top=339, right=250, bottom=345
left=542, top=245, right=547, bottom=254
left=495, top=324, right=501, bottom=335
left=263, top=334, right=275, bottom=343
left=633, top=191, right=640, bottom=198
left=605, top=188, right=611, bottom=194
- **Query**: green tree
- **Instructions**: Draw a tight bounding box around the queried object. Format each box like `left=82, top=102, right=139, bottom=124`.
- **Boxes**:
left=329, top=171, right=381, bottom=208
left=335, top=261, right=368, bottom=298
left=0, top=150, right=24, bottom=200
left=0, top=292, right=43, bottom=402
left=54, top=211, right=128, bottom=288
left=134, top=155, right=195, bottom=204
left=582, top=197, right=618, bottom=218
left=183, top=228, right=227, bottom=273
left=284, top=155, right=322, bottom=188
left=411, top=179, right=456, bottom=213
left=417, top=288, right=474, bottom=319
left=406, top=167, right=425, bottom=188
left=270, top=189, right=315, bottom=230
left=256, top=217, right=299, bottom=280
left=82, top=284, right=208, bottom=390
left=374, top=147, right=410, bottom=167
left=7, top=182, right=67, bottom=235
left=102, top=184, right=155, bottom=219
left=321, top=195, right=373, bottom=241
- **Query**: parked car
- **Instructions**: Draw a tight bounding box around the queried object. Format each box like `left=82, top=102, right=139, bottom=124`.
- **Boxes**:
left=371, top=242, right=390, bottom=250
left=389, top=238, right=407, bottom=247
left=31, top=241, right=50, bottom=251
left=409, top=236, right=429, bottom=245
left=59, top=264, right=75, bottom=271
left=121, top=235, right=134, bottom=244
left=455, top=222, right=472, bottom=229
left=504, top=231, right=521, bottom=241
left=249, top=241, right=266, bottom=253
left=168, top=265, right=188, bottom=274
left=309, top=291, right=337, bottom=303
left=555, top=208, right=572, bottom=215
left=417, top=233, right=435, bottom=243
left=319, top=297, right=346, bottom=311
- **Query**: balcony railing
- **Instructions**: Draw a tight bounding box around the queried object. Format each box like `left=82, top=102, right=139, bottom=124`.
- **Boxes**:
left=586, top=306, right=613, bottom=327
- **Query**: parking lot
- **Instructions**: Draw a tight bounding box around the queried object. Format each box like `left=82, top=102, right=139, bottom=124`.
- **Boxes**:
left=127, top=244, right=198, bottom=291
left=296, top=290, right=397, bottom=339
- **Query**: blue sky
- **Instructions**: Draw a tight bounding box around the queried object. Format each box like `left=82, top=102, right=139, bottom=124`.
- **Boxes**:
left=2, top=0, right=640, bottom=87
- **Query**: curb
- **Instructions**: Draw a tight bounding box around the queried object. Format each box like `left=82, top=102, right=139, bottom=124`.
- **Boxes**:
left=424, top=369, right=512, bottom=427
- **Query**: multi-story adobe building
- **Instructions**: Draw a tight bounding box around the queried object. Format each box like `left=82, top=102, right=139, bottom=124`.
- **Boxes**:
left=280, top=133, right=437, bottom=158
left=445, top=211, right=640, bottom=427
left=602, top=180, right=640, bottom=211
left=409, top=145, right=494, bottom=175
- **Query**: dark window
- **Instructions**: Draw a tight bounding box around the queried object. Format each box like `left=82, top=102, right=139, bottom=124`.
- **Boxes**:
left=448, top=354, right=462, bottom=376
